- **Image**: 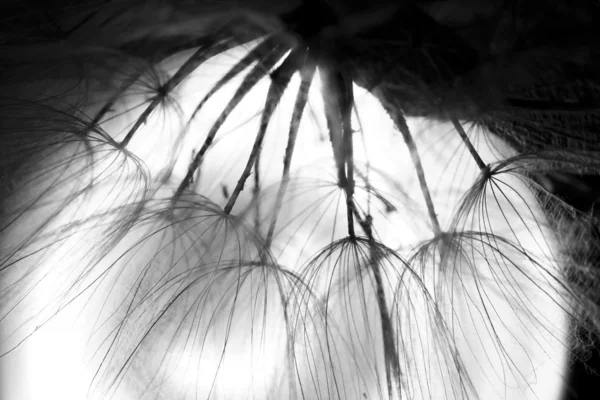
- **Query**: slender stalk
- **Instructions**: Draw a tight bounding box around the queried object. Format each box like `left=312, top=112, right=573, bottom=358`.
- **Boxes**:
left=370, top=251, right=402, bottom=398
left=120, top=37, right=234, bottom=148
left=186, top=36, right=282, bottom=126
left=223, top=49, right=301, bottom=214
left=321, top=64, right=358, bottom=238
left=253, top=148, right=261, bottom=231
left=265, top=56, right=316, bottom=247
left=388, top=107, right=442, bottom=235
left=341, top=72, right=357, bottom=239
left=365, top=231, right=403, bottom=397
left=88, top=69, right=145, bottom=133
left=321, top=66, right=348, bottom=188
left=89, top=34, right=209, bottom=132
left=450, top=117, right=486, bottom=170
left=174, top=45, right=288, bottom=199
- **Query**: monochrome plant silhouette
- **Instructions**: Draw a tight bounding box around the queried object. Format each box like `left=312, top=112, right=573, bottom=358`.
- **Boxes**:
left=0, top=0, right=599, bottom=399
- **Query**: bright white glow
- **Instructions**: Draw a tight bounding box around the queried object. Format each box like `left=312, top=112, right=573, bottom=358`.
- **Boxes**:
left=0, top=42, right=569, bottom=400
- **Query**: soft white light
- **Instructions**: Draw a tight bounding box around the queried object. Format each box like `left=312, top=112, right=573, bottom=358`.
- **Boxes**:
left=0, top=42, right=569, bottom=400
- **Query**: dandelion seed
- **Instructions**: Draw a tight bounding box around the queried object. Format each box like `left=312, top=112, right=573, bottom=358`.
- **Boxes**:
left=1, top=1, right=599, bottom=400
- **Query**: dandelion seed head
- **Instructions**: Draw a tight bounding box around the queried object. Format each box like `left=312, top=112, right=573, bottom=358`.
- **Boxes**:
left=1, top=1, right=599, bottom=399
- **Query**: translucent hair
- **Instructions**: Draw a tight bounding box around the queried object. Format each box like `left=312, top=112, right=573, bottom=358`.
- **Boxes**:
left=1, top=1, right=599, bottom=399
